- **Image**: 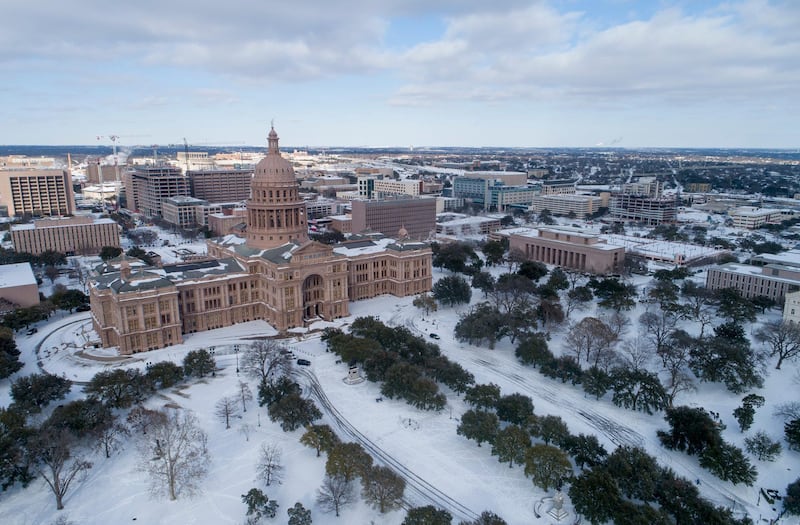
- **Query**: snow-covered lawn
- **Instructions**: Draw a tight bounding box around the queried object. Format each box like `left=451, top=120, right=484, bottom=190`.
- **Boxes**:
left=1, top=267, right=799, bottom=525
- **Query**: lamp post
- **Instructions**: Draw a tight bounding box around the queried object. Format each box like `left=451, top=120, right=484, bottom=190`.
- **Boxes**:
left=209, top=347, right=216, bottom=377
left=234, top=344, right=240, bottom=374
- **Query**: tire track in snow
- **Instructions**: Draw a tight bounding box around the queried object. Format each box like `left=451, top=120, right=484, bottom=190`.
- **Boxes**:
left=295, top=368, right=479, bottom=522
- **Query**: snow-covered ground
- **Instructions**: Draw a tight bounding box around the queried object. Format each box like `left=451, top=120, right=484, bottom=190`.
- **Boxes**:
left=3, top=215, right=800, bottom=525
left=2, top=261, right=799, bottom=525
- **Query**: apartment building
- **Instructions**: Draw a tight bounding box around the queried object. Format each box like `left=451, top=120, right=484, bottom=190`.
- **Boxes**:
left=11, top=216, right=119, bottom=256
left=0, top=169, right=74, bottom=217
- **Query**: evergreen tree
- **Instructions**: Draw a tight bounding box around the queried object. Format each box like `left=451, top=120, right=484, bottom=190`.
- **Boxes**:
left=491, top=425, right=530, bottom=468
left=182, top=348, right=216, bottom=378
left=287, top=502, right=312, bottom=525
left=403, top=506, right=453, bottom=525
left=785, top=418, right=800, bottom=451
left=523, top=444, right=571, bottom=491
left=457, top=409, right=499, bottom=447
left=10, top=373, right=71, bottom=415
left=433, top=275, right=472, bottom=307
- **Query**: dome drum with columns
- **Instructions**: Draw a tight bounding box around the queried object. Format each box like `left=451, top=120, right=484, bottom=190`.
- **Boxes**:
left=246, top=127, right=308, bottom=249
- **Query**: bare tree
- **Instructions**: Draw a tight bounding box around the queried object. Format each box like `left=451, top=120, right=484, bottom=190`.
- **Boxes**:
left=127, top=405, right=167, bottom=435
left=639, top=309, right=678, bottom=355
left=96, top=420, right=131, bottom=458
left=257, top=443, right=284, bottom=486
left=619, top=337, right=652, bottom=371
left=754, top=320, right=800, bottom=370
left=565, top=317, right=617, bottom=367
left=658, top=330, right=696, bottom=406
left=137, top=409, right=209, bottom=500
left=600, top=310, right=631, bottom=340
left=215, top=396, right=241, bottom=430
left=317, top=474, right=356, bottom=517
left=242, top=340, right=292, bottom=383
left=238, top=380, right=253, bottom=412
left=361, top=465, right=406, bottom=513
left=28, top=427, right=92, bottom=510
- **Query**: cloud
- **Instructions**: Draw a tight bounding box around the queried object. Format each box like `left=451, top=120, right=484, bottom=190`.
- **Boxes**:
left=0, top=0, right=797, bottom=116
left=389, top=1, right=800, bottom=107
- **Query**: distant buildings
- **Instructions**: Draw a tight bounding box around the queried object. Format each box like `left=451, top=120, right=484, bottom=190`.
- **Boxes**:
left=453, top=172, right=536, bottom=212
left=609, top=179, right=677, bottom=225
left=529, top=194, right=604, bottom=218
left=0, top=169, right=74, bottom=217
left=509, top=227, right=625, bottom=274
left=11, top=216, right=120, bottom=256
left=729, top=206, right=795, bottom=229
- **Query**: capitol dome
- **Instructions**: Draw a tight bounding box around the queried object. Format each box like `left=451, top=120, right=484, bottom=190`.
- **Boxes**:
left=253, top=126, right=296, bottom=184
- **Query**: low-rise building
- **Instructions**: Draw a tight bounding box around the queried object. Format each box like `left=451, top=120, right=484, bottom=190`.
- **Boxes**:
left=162, top=196, right=208, bottom=229
left=509, top=227, right=625, bottom=274
left=729, top=206, right=795, bottom=229
left=0, top=262, right=39, bottom=308
left=436, top=216, right=501, bottom=237
left=706, top=262, right=800, bottom=302
left=208, top=209, right=247, bottom=236
left=783, top=290, right=800, bottom=324
left=11, top=216, right=120, bottom=256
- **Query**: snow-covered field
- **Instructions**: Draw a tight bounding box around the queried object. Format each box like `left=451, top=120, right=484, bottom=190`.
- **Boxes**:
left=2, top=225, right=800, bottom=524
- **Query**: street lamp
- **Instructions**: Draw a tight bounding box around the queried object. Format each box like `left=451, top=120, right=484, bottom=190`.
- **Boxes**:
left=234, top=344, right=240, bottom=374
left=209, top=347, right=216, bottom=377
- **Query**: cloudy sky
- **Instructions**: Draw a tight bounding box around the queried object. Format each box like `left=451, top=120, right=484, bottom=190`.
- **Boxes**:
left=1, top=0, right=798, bottom=148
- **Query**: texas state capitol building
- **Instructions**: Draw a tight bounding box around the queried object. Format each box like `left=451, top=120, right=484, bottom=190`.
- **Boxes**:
left=89, top=127, right=433, bottom=355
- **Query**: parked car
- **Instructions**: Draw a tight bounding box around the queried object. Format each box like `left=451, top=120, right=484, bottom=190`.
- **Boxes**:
left=76, top=304, right=91, bottom=312
left=26, top=328, right=38, bottom=336
left=429, top=333, right=440, bottom=340
left=296, top=359, right=311, bottom=366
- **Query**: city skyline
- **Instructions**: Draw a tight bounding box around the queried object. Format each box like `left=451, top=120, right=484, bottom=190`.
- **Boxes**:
left=1, top=0, right=798, bottom=149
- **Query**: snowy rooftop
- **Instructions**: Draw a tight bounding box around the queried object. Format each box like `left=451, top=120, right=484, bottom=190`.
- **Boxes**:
left=0, top=262, right=36, bottom=288
left=438, top=216, right=498, bottom=227
left=751, top=249, right=800, bottom=268
left=602, top=234, right=722, bottom=261
left=11, top=217, right=116, bottom=231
